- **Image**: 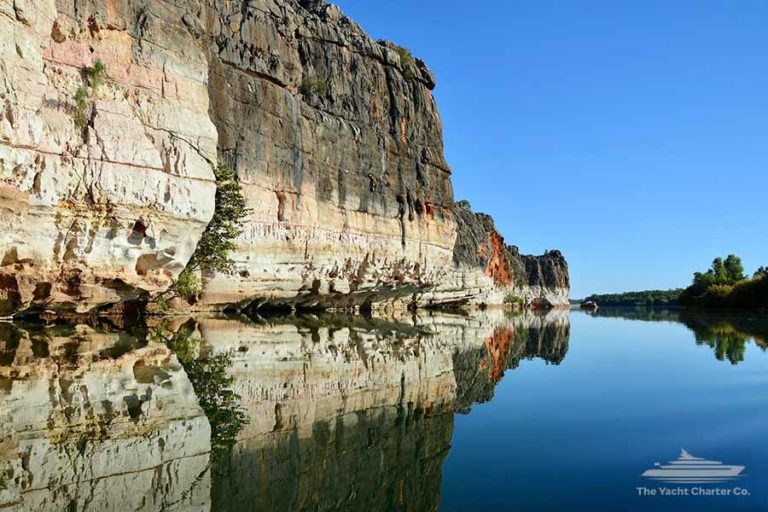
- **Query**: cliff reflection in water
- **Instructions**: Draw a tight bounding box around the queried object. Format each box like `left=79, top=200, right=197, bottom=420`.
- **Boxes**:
left=205, top=310, right=569, bottom=512
left=589, top=307, right=768, bottom=364
left=0, top=309, right=569, bottom=512
left=0, top=321, right=211, bottom=511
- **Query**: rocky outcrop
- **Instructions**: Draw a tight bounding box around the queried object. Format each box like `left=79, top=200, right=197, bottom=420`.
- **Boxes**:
left=0, top=0, right=218, bottom=316
left=1, top=0, right=566, bottom=316
left=0, top=323, right=211, bottom=511
left=420, top=201, right=570, bottom=308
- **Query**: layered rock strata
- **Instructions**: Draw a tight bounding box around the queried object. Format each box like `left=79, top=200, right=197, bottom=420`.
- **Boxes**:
left=0, top=0, right=218, bottom=316
left=199, top=0, right=456, bottom=310
left=1, top=0, right=568, bottom=316
left=419, top=202, right=570, bottom=308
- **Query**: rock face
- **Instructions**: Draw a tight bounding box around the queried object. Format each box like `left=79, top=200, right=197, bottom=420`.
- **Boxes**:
left=0, top=0, right=218, bottom=316
left=0, top=323, right=211, bottom=511
left=422, top=201, right=570, bottom=308
left=199, top=0, right=456, bottom=310
left=1, top=0, right=567, bottom=316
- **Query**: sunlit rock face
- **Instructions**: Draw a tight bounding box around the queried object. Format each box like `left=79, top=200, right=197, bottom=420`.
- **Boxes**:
left=188, top=309, right=570, bottom=511
left=0, top=0, right=217, bottom=315
left=0, top=323, right=211, bottom=511
left=429, top=202, right=571, bottom=308
left=1, top=0, right=567, bottom=316
left=199, top=0, right=456, bottom=310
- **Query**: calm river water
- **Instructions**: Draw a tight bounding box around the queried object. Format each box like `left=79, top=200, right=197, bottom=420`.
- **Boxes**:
left=0, top=308, right=766, bottom=511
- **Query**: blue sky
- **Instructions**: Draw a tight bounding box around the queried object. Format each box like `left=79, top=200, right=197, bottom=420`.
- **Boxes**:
left=333, top=0, right=768, bottom=298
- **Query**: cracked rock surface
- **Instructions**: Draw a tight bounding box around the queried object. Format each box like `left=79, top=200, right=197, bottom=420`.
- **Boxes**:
left=0, top=0, right=217, bottom=315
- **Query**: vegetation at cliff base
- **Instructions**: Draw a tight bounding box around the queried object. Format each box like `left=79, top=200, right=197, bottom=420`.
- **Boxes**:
left=503, top=294, right=524, bottom=306
left=679, top=255, right=768, bottom=310
left=172, top=163, right=250, bottom=302
left=175, top=267, right=202, bottom=303
left=194, top=164, right=250, bottom=274
left=582, top=289, right=683, bottom=307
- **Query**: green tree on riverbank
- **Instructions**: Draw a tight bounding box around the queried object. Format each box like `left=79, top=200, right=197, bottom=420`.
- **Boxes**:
left=680, top=255, right=768, bottom=310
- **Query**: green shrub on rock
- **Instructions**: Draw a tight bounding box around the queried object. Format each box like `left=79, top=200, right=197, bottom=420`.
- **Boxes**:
left=71, top=59, right=107, bottom=130
left=300, top=77, right=328, bottom=96
left=503, top=294, right=525, bottom=306
left=395, top=46, right=415, bottom=80
left=174, top=267, right=202, bottom=302
left=86, top=59, right=107, bottom=88
left=73, top=87, right=89, bottom=129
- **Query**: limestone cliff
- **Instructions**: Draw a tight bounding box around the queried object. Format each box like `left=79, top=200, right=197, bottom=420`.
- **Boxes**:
left=200, top=0, right=455, bottom=310
left=1, top=0, right=217, bottom=316
left=422, top=201, right=570, bottom=308
left=1, top=0, right=567, bottom=316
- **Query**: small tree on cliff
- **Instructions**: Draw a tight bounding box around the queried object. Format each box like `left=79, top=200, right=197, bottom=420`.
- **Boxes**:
left=174, top=164, right=250, bottom=301
left=190, top=164, right=250, bottom=274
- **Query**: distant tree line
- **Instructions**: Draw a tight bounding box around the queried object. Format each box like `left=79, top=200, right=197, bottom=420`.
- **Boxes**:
left=679, top=255, right=768, bottom=310
left=582, top=289, right=683, bottom=307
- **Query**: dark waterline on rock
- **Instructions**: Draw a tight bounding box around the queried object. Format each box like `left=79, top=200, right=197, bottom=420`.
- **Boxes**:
left=0, top=309, right=766, bottom=511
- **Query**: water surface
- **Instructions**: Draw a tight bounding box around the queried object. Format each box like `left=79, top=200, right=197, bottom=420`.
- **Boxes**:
left=0, top=309, right=765, bottom=511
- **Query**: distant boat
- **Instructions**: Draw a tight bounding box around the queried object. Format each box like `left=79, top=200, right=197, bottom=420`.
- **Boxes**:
left=580, top=300, right=598, bottom=311
left=642, top=449, right=745, bottom=483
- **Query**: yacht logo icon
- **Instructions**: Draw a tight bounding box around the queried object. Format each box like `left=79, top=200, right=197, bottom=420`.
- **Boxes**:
left=642, top=449, right=746, bottom=484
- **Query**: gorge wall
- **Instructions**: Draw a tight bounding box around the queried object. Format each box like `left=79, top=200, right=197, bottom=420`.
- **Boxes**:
left=433, top=202, right=570, bottom=308
left=1, top=0, right=568, bottom=316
